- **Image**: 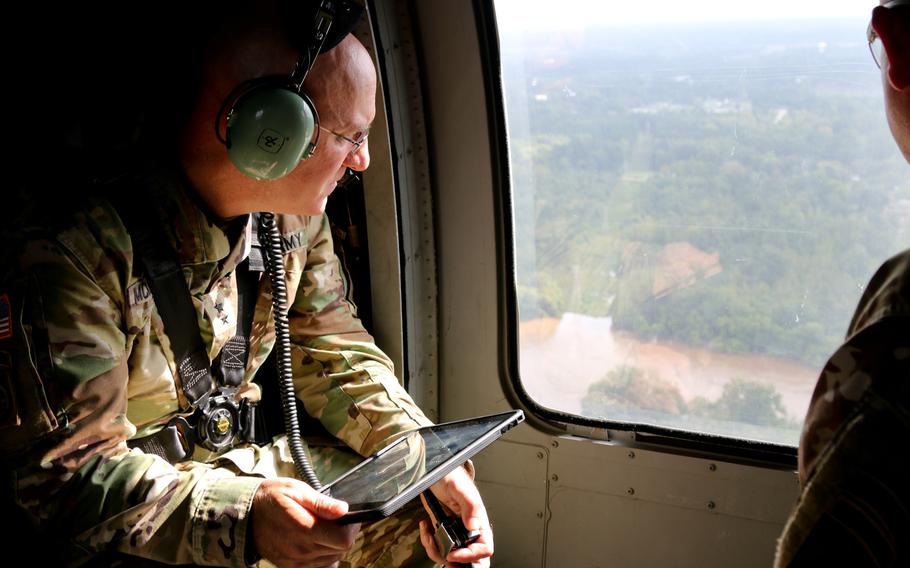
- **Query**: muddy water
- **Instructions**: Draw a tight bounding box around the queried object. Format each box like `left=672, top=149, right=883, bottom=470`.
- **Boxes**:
left=519, top=313, right=819, bottom=421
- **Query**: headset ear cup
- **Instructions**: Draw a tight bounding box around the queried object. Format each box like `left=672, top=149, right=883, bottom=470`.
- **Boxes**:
left=225, top=87, right=317, bottom=180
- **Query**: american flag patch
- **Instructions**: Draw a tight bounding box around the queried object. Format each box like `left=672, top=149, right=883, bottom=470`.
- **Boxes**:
left=0, top=294, right=11, bottom=340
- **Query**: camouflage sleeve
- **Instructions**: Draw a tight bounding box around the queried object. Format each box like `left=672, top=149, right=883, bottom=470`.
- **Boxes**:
left=287, top=215, right=433, bottom=457
left=1, top=229, right=261, bottom=566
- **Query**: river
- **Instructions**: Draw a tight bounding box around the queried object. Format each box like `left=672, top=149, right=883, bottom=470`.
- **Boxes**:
left=519, top=313, right=819, bottom=424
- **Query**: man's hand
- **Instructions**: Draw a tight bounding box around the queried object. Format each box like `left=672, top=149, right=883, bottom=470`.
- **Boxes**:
left=251, top=478, right=360, bottom=568
left=419, top=467, right=493, bottom=567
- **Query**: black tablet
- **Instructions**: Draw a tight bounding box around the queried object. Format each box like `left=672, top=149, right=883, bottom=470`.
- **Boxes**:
left=321, top=410, right=524, bottom=523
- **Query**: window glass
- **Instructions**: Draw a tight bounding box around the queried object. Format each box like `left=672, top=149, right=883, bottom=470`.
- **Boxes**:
left=495, top=0, right=909, bottom=445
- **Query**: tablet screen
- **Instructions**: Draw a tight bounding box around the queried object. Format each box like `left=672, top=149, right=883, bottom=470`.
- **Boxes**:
left=322, top=410, right=523, bottom=521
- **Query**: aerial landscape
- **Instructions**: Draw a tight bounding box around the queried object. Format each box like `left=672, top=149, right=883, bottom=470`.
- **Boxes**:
left=500, top=18, right=910, bottom=445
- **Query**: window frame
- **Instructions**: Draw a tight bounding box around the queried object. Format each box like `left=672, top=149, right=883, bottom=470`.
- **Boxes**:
left=476, top=0, right=800, bottom=468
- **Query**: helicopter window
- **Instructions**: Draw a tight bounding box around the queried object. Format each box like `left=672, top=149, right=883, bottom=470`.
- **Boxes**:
left=495, top=0, right=908, bottom=445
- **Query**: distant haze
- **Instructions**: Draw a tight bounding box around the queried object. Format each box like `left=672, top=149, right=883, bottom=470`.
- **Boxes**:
left=494, top=0, right=873, bottom=29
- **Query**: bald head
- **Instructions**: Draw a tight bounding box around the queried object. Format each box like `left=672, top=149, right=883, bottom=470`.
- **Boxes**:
left=304, top=35, right=377, bottom=133
left=194, top=2, right=375, bottom=116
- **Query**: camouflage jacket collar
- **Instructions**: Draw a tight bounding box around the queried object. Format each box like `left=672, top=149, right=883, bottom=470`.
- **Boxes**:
left=142, top=165, right=251, bottom=274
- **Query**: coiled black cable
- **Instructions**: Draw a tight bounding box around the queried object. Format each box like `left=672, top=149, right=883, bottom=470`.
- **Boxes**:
left=258, top=211, right=322, bottom=490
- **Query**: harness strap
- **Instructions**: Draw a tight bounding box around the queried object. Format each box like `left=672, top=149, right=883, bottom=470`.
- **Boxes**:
left=129, top=398, right=268, bottom=461
left=128, top=419, right=193, bottom=463
left=212, top=259, right=259, bottom=389
left=114, top=184, right=267, bottom=462
left=116, top=195, right=215, bottom=406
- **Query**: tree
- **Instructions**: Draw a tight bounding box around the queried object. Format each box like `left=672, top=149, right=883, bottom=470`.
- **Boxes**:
left=581, top=365, right=687, bottom=418
left=697, top=378, right=790, bottom=427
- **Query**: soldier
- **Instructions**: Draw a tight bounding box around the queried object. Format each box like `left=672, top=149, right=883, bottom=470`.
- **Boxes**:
left=775, top=1, right=910, bottom=566
left=0, top=1, right=492, bottom=567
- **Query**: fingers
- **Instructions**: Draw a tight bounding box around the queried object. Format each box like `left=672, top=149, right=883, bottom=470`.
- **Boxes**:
left=292, top=482, right=349, bottom=521
left=436, top=471, right=490, bottom=534
left=447, top=529, right=494, bottom=566
left=443, top=517, right=493, bottom=566
left=283, top=553, right=344, bottom=568
left=311, top=521, right=360, bottom=551
left=252, top=478, right=359, bottom=566
left=256, top=478, right=348, bottom=518
left=425, top=471, right=495, bottom=566
left=419, top=519, right=446, bottom=564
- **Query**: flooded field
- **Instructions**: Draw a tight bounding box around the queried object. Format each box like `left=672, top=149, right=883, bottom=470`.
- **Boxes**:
left=519, top=313, right=820, bottom=427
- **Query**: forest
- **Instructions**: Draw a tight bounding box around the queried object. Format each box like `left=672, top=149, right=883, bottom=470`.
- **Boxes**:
left=504, top=19, right=909, bottom=368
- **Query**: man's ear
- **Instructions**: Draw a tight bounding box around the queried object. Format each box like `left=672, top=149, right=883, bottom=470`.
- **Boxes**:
left=874, top=5, right=910, bottom=90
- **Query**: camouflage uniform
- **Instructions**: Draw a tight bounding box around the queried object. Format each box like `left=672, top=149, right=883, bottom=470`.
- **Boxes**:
left=0, top=164, right=435, bottom=566
left=775, top=250, right=910, bottom=567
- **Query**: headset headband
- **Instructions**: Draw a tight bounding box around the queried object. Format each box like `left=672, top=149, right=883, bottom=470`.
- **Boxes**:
left=218, top=0, right=365, bottom=180
left=289, top=0, right=364, bottom=58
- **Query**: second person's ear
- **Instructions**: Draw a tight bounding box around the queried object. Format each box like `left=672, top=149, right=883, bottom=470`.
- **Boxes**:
left=873, top=5, right=910, bottom=90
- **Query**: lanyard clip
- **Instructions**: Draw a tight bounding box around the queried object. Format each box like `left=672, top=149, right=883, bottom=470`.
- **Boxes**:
left=420, top=490, right=481, bottom=562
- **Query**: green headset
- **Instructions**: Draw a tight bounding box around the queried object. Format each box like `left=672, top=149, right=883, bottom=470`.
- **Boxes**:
left=216, top=0, right=362, bottom=181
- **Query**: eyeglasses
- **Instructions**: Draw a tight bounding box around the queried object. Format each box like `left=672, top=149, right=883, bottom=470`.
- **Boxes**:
left=868, top=0, right=910, bottom=69
left=319, top=126, right=369, bottom=156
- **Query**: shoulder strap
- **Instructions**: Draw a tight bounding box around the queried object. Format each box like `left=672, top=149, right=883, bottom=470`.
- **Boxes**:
left=212, top=258, right=259, bottom=389
left=114, top=195, right=215, bottom=406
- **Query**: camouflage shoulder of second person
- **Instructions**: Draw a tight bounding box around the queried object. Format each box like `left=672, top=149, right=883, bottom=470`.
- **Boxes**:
left=798, top=249, right=910, bottom=485
left=846, top=248, right=910, bottom=335
left=775, top=376, right=910, bottom=567
left=798, top=316, right=910, bottom=484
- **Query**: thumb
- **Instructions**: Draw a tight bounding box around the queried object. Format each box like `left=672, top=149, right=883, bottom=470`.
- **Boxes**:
left=296, top=485, right=350, bottom=520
